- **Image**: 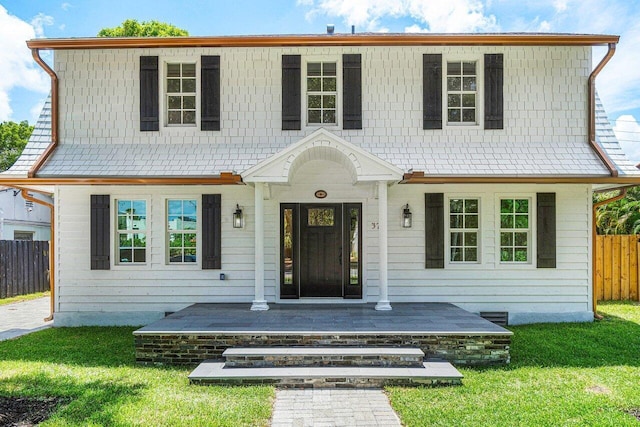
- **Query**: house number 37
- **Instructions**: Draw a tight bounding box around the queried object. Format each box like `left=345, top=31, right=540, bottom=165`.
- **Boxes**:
left=371, top=222, right=379, bottom=229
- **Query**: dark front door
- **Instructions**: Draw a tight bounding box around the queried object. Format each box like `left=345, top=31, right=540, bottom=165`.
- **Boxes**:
left=299, top=204, right=342, bottom=297
left=280, top=203, right=362, bottom=299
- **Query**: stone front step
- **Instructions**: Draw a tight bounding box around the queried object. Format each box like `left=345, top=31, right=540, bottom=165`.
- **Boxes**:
left=223, top=347, right=425, bottom=368
left=188, top=360, right=463, bottom=388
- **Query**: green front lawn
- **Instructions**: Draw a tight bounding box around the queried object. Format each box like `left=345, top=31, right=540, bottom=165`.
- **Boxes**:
left=388, top=301, right=640, bottom=426
left=0, top=327, right=273, bottom=426
left=1, top=303, right=638, bottom=426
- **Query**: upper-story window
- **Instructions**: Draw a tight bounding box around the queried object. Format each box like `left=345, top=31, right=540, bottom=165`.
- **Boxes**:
left=446, top=61, right=477, bottom=125
left=166, top=63, right=196, bottom=126
left=307, top=62, right=337, bottom=125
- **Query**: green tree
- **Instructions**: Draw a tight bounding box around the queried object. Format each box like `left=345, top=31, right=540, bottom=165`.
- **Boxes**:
left=594, top=186, right=640, bottom=235
left=0, top=120, right=34, bottom=172
left=97, top=19, right=188, bottom=37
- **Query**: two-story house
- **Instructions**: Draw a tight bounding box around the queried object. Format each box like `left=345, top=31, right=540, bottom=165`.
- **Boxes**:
left=2, top=33, right=639, bottom=327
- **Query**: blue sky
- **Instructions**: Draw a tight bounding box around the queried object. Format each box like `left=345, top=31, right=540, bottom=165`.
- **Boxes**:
left=2, top=0, right=640, bottom=161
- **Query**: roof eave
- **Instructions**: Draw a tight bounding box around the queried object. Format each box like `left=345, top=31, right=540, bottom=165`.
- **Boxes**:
left=26, top=33, right=620, bottom=50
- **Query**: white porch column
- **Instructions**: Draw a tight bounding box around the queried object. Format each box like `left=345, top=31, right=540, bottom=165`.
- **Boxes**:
left=376, top=181, right=392, bottom=311
left=251, top=182, right=269, bottom=311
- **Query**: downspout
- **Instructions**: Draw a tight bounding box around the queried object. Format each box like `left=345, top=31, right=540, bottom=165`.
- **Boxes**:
left=592, top=187, right=628, bottom=319
left=29, top=48, right=58, bottom=178
left=588, top=43, right=618, bottom=177
left=17, top=188, right=55, bottom=322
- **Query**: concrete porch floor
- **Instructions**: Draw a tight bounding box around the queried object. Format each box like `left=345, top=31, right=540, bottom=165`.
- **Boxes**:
left=135, top=302, right=511, bottom=335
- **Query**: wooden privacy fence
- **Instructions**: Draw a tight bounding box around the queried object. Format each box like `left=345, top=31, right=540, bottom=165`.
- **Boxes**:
left=594, top=235, right=640, bottom=301
left=0, top=240, right=50, bottom=299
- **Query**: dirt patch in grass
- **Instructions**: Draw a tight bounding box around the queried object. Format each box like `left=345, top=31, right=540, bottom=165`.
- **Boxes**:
left=626, top=408, right=640, bottom=421
left=0, top=396, right=69, bottom=426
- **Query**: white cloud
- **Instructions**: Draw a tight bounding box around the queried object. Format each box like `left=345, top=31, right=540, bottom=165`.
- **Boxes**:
left=61, top=2, right=72, bottom=11
left=613, top=115, right=640, bottom=164
left=552, top=0, right=568, bottom=12
left=0, top=5, right=50, bottom=121
left=30, top=13, right=54, bottom=38
left=303, top=0, right=498, bottom=33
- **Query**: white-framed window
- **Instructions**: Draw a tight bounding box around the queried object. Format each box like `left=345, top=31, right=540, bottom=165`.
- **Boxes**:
left=305, top=61, right=338, bottom=125
left=14, top=231, right=34, bottom=241
left=449, top=198, right=480, bottom=263
left=499, top=198, right=531, bottom=263
left=116, top=199, right=147, bottom=264
left=166, top=62, right=196, bottom=126
left=167, top=199, right=198, bottom=263
left=446, top=59, right=479, bottom=125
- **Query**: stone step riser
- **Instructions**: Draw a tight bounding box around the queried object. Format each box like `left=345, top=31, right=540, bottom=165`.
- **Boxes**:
left=225, top=355, right=424, bottom=368
left=190, top=376, right=461, bottom=388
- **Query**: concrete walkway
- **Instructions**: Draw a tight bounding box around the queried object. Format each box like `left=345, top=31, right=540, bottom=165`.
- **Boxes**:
left=271, top=389, right=402, bottom=427
left=0, top=296, right=52, bottom=341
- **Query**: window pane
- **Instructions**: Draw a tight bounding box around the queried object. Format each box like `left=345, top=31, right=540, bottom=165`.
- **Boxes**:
left=451, top=232, right=463, bottom=246
left=501, top=214, right=514, bottom=228
left=515, top=249, right=528, bottom=262
left=283, top=208, right=294, bottom=285
left=119, top=249, right=133, bottom=263
left=183, top=110, right=196, bottom=124
left=182, top=63, right=196, bottom=77
left=323, top=62, right=336, bottom=76
left=465, top=214, right=478, bottom=228
left=133, top=249, right=146, bottom=263
left=184, top=249, right=197, bottom=262
left=119, top=234, right=132, bottom=248
left=465, top=199, right=478, bottom=213
left=168, top=111, right=181, bottom=124
left=349, top=207, right=359, bottom=285
left=182, top=79, right=196, bottom=93
left=501, top=248, right=513, bottom=262
left=182, top=216, right=197, bottom=230
left=168, top=96, right=181, bottom=109
left=463, top=77, right=476, bottom=91
left=448, top=94, right=461, bottom=108
left=450, top=199, right=463, bottom=213
left=308, top=110, right=321, bottom=123
left=117, top=216, right=128, bottom=230
left=465, top=232, right=477, bottom=246
left=462, top=109, right=476, bottom=122
left=447, top=62, right=461, bottom=75
left=515, top=199, right=529, bottom=213
left=308, top=95, right=321, bottom=108
left=323, top=95, right=336, bottom=108
left=501, top=199, right=513, bottom=213
left=514, top=215, right=528, bottom=228
left=133, top=200, right=146, bottom=216
left=323, top=110, right=336, bottom=124
left=450, top=214, right=463, bottom=229
left=183, top=96, right=196, bottom=109
left=167, top=79, right=180, bottom=93
left=308, top=208, right=334, bottom=226
left=462, top=93, right=475, bottom=107
left=514, top=232, right=528, bottom=247
left=463, top=61, right=476, bottom=75
left=184, top=233, right=196, bottom=247
left=168, top=200, right=182, bottom=215
left=447, top=77, right=461, bottom=91
left=308, top=77, right=321, bottom=91
left=169, top=248, right=182, bottom=262
left=464, top=248, right=477, bottom=262
left=500, top=232, right=513, bottom=246
left=308, top=62, right=321, bottom=76
left=448, top=109, right=461, bottom=122
left=167, top=64, right=180, bottom=77
left=451, top=248, right=463, bottom=261
left=118, top=200, right=131, bottom=215
left=323, top=77, right=336, bottom=91
left=183, top=200, right=197, bottom=215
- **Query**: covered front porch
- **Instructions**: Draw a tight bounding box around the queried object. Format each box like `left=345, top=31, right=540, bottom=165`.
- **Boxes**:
left=134, top=302, right=512, bottom=367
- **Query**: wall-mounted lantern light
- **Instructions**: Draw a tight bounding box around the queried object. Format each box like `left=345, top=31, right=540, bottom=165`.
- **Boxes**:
left=233, top=204, right=244, bottom=228
left=402, top=203, right=412, bottom=228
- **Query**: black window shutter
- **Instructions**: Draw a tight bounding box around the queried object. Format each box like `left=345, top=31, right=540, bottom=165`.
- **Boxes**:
left=343, top=54, right=362, bottom=129
left=423, top=54, right=442, bottom=130
left=425, top=193, right=445, bottom=268
left=91, top=195, right=110, bottom=270
left=202, top=194, right=222, bottom=269
left=537, top=193, right=556, bottom=268
left=140, top=56, right=159, bottom=131
left=201, top=55, right=221, bottom=131
left=282, top=55, right=301, bottom=130
left=484, top=53, right=504, bottom=130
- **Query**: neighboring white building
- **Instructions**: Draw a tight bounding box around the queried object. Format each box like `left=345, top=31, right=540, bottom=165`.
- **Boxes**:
left=0, top=187, right=51, bottom=241
left=2, top=33, right=639, bottom=326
